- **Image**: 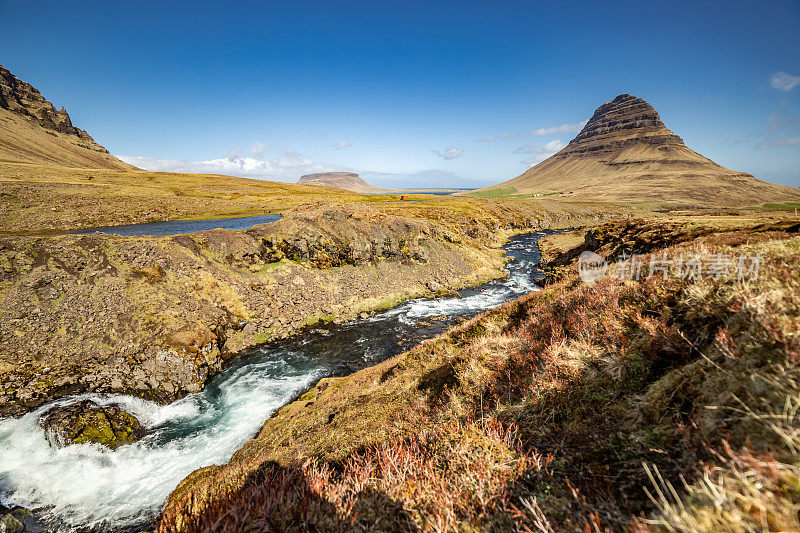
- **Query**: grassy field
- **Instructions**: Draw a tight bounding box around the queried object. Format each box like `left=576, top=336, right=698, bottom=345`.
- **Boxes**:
left=464, top=187, right=525, bottom=199
left=0, top=161, right=369, bottom=233
left=0, top=161, right=624, bottom=234
left=755, top=201, right=800, bottom=211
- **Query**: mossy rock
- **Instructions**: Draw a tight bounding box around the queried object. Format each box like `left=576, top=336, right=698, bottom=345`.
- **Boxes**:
left=41, top=400, right=145, bottom=449
left=0, top=513, right=24, bottom=533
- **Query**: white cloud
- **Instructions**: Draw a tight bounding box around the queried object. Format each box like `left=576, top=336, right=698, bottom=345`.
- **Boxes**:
left=476, top=132, right=525, bottom=142
left=333, top=141, right=353, bottom=150
left=529, top=121, right=587, bottom=136
left=771, top=72, right=800, bottom=92
left=117, top=150, right=343, bottom=181
left=514, top=139, right=566, bottom=166
left=432, top=147, right=463, bottom=160
left=514, top=139, right=566, bottom=154
left=758, top=137, right=800, bottom=149
left=477, top=121, right=587, bottom=142
left=118, top=153, right=487, bottom=189
left=249, top=142, right=268, bottom=159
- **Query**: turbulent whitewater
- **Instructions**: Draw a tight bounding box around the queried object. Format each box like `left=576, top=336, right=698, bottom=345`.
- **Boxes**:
left=0, top=231, right=551, bottom=531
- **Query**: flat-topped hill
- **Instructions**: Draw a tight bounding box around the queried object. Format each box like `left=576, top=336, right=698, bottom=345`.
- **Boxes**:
left=297, top=172, right=387, bottom=194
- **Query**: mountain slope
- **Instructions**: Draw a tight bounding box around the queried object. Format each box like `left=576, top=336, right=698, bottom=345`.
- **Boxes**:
left=0, top=64, right=134, bottom=170
left=297, top=172, right=388, bottom=194
left=470, top=94, right=799, bottom=207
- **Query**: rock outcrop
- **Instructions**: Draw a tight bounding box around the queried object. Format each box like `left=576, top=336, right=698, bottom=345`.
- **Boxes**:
left=0, top=202, right=596, bottom=417
left=297, top=172, right=385, bottom=194
left=471, top=94, right=799, bottom=207
left=1, top=65, right=90, bottom=139
left=0, top=64, right=134, bottom=170
left=557, top=94, right=685, bottom=157
left=0, top=511, right=26, bottom=533
left=254, top=207, right=430, bottom=267
left=41, top=400, right=145, bottom=449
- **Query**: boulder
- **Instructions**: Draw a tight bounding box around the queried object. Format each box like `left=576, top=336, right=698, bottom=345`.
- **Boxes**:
left=41, top=400, right=145, bottom=449
left=0, top=513, right=24, bottom=533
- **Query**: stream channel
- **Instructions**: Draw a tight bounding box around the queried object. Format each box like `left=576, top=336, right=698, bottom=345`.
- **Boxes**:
left=0, top=229, right=557, bottom=532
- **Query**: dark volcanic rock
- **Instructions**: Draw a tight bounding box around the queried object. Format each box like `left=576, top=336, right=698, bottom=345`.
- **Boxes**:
left=0, top=64, right=105, bottom=151
left=559, top=93, right=685, bottom=156
left=41, top=400, right=145, bottom=449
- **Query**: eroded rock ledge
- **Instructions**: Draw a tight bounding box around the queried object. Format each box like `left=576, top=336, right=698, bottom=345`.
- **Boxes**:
left=0, top=204, right=608, bottom=416
left=0, top=202, right=599, bottom=416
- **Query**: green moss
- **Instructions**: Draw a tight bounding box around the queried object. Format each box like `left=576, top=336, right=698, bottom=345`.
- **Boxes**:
left=73, top=424, right=117, bottom=446
left=298, top=389, right=318, bottom=401
left=252, top=323, right=281, bottom=344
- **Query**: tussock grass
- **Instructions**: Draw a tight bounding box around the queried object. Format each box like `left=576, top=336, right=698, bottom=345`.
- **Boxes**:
left=159, top=417, right=540, bottom=532
left=158, top=222, right=800, bottom=532
left=640, top=362, right=800, bottom=532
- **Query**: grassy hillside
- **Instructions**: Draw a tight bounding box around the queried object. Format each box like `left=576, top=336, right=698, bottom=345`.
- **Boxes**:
left=466, top=160, right=800, bottom=207
left=0, top=64, right=134, bottom=171
left=158, top=217, right=800, bottom=532
left=0, top=110, right=135, bottom=171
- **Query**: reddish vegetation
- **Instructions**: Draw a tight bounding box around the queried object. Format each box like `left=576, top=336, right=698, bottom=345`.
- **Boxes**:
left=159, top=418, right=546, bottom=532
left=158, top=220, right=800, bottom=532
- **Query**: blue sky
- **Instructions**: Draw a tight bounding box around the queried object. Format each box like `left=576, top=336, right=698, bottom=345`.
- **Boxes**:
left=1, top=0, right=799, bottom=188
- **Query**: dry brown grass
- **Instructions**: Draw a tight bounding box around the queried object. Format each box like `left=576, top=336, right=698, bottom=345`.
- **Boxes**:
left=160, top=417, right=543, bottom=532
left=156, top=221, right=800, bottom=532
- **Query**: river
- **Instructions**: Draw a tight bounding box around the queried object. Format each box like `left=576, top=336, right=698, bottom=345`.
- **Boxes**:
left=0, top=230, right=554, bottom=532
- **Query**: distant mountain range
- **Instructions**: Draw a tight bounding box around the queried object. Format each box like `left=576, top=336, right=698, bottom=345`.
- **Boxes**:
left=0, top=64, right=134, bottom=170
left=468, top=94, right=799, bottom=206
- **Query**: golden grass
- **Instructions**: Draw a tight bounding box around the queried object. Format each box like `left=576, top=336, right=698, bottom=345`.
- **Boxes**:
left=0, top=161, right=614, bottom=234
left=537, top=229, right=586, bottom=262
left=0, top=108, right=135, bottom=171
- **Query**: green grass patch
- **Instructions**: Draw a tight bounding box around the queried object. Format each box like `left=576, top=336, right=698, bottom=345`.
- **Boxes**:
left=465, top=187, right=519, bottom=199
left=752, top=201, right=800, bottom=211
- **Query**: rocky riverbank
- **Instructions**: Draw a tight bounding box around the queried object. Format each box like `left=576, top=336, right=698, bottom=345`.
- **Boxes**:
left=156, top=216, right=800, bottom=532
left=0, top=201, right=607, bottom=417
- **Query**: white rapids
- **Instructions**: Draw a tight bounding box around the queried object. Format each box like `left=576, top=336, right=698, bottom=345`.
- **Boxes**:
left=0, top=355, right=321, bottom=531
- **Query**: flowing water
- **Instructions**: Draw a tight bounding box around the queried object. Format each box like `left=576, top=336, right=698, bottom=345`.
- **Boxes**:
left=0, top=230, right=554, bottom=531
